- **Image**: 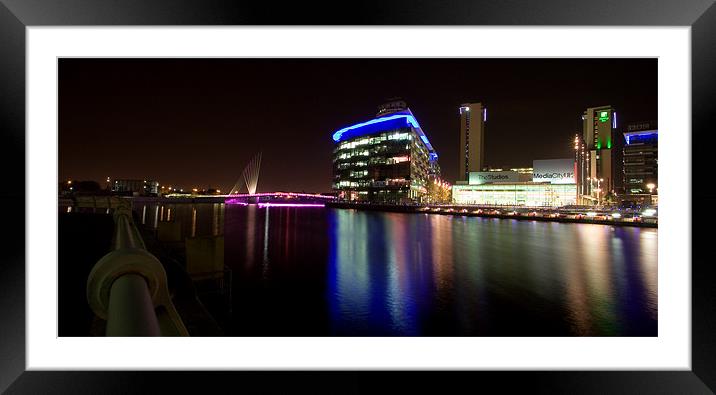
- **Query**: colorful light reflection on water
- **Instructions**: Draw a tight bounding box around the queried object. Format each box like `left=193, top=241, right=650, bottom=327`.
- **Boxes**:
left=140, top=203, right=658, bottom=336
left=325, top=210, right=657, bottom=336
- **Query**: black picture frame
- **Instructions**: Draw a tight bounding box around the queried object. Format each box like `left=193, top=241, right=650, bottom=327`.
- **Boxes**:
left=1, top=0, right=714, bottom=393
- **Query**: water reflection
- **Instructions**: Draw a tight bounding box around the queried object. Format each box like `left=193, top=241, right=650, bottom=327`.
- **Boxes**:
left=245, top=204, right=256, bottom=268
left=327, top=209, right=657, bottom=336
left=328, top=209, right=371, bottom=333
left=191, top=206, right=197, bottom=237
left=132, top=203, right=657, bottom=336
left=638, top=230, right=658, bottom=319
left=430, top=214, right=454, bottom=297
left=262, top=206, right=270, bottom=279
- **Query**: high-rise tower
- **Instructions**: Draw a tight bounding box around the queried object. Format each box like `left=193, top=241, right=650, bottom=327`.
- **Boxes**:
left=580, top=105, right=619, bottom=204
left=458, top=103, right=487, bottom=181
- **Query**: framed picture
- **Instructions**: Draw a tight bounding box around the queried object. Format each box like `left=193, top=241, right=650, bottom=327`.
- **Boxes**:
left=2, top=0, right=714, bottom=392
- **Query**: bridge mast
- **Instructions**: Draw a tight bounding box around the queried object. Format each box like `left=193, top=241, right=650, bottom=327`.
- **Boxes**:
left=229, top=152, right=262, bottom=195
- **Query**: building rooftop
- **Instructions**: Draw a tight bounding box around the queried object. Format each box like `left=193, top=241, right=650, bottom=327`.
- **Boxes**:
left=623, top=129, right=658, bottom=145
left=331, top=108, right=437, bottom=158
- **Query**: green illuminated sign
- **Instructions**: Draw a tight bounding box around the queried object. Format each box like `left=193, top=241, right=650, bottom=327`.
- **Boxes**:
left=599, top=111, right=609, bottom=123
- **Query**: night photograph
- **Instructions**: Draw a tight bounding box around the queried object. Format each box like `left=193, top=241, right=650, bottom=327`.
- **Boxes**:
left=58, top=58, right=658, bottom=337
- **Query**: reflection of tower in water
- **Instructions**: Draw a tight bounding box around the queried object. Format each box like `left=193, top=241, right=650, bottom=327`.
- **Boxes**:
left=263, top=206, right=270, bottom=279
left=191, top=206, right=197, bottom=237
left=245, top=204, right=256, bottom=267
left=212, top=203, right=224, bottom=236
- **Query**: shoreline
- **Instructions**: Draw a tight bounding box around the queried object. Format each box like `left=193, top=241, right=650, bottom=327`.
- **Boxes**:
left=325, top=202, right=658, bottom=228
left=60, top=196, right=657, bottom=228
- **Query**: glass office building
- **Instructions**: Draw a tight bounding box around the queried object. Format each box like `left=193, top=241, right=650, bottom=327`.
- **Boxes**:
left=332, top=101, right=439, bottom=203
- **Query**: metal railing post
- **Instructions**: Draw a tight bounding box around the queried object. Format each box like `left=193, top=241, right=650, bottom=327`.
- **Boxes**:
left=106, top=274, right=161, bottom=336
left=87, top=207, right=189, bottom=336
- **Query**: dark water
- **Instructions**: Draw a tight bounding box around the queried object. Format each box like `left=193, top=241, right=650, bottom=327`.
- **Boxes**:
left=137, top=202, right=657, bottom=336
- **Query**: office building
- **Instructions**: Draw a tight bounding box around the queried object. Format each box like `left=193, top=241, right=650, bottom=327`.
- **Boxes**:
left=332, top=100, right=439, bottom=203
left=622, top=121, right=658, bottom=203
left=452, top=158, right=577, bottom=207
left=458, top=103, right=487, bottom=181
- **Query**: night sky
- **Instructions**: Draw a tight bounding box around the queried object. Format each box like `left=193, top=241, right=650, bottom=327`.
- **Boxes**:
left=59, top=58, right=657, bottom=193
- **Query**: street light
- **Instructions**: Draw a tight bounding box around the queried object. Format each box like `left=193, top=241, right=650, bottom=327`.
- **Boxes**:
left=646, top=183, right=656, bottom=194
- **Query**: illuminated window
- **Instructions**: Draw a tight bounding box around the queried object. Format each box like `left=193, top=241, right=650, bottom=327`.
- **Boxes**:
left=387, top=156, right=410, bottom=164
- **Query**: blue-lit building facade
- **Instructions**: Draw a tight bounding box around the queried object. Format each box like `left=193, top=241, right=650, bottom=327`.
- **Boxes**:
left=622, top=122, right=658, bottom=202
left=332, top=101, right=440, bottom=203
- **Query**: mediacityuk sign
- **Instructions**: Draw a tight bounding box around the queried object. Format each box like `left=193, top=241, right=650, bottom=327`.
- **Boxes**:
left=532, top=159, right=576, bottom=184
